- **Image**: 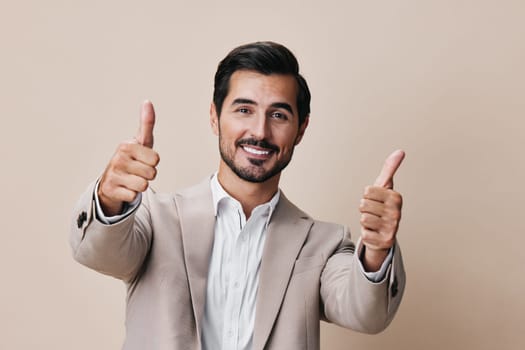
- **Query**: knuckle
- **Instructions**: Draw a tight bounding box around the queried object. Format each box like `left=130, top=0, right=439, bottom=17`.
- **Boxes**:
left=391, top=210, right=401, bottom=221
left=385, top=208, right=401, bottom=221
left=101, top=175, right=116, bottom=190
left=111, top=153, right=127, bottom=170
left=391, top=192, right=403, bottom=206
left=118, top=142, right=132, bottom=153
left=361, top=229, right=376, bottom=242
left=149, top=167, right=157, bottom=180
left=112, top=153, right=123, bottom=166
left=153, top=152, right=160, bottom=166
left=100, top=181, right=111, bottom=194
left=384, top=236, right=395, bottom=248
left=383, top=220, right=396, bottom=231
left=139, top=179, right=149, bottom=192
left=383, top=224, right=391, bottom=233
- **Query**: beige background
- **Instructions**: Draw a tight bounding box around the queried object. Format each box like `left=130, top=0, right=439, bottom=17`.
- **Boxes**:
left=1, top=0, right=524, bottom=349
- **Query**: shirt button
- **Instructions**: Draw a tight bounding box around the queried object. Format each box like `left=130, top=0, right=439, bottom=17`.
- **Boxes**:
left=228, top=330, right=233, bottom=337
left=234, top=282, right=239, bottom=288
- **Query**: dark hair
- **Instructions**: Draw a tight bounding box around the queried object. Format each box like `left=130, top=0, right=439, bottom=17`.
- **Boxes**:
left=213, top=41, right=311, bottom=126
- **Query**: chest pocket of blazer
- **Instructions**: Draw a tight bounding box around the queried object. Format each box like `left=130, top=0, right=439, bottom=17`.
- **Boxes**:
left=292, top=254, right=325, bottom=275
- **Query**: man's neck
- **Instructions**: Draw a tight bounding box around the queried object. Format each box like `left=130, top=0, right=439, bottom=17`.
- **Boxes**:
left=217, top=164, right=280, bottom=218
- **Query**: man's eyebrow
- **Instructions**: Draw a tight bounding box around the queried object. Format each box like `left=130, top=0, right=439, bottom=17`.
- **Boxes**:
left=231, top=99, right=294, bottom=115
left=271, top=102, right=294, bottom=115
left=232, top=98, right=257, bottom=106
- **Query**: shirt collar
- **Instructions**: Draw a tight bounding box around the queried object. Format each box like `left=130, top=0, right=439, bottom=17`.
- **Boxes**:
left=210, top=173, right=280, bottom=220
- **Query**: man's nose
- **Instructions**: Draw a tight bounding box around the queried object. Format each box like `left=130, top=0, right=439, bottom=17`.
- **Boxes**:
left=250, top=113, right=270, bottom=140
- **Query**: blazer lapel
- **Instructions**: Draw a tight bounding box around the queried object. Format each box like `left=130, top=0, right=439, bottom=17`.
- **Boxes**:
left=252, top=193, right=313, bottom=350
left=175, top=178, right=216, bottom=343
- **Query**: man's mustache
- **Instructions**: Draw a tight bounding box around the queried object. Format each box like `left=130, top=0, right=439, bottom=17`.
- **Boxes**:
left=236, top=138, right=279, bottom=152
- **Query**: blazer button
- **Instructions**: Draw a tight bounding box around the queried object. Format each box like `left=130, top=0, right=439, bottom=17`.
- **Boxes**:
left=77, top=211, right=87, bottom=229
left=391, top=277, right=399, bottom=298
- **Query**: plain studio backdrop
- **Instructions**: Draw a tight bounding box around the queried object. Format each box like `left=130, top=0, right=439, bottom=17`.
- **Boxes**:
left=1, top=1, right=524, bottom=349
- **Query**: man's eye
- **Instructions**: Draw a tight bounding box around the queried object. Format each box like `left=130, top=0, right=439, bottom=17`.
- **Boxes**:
left=271, top=112, right=287, bottom=120
left=238, top=108, right=250, bottom=114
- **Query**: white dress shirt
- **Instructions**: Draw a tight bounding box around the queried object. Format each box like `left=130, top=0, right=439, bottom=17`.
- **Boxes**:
left=93, top=175, right=393, bottom=350
left=200, top=175, right=280, bottom=350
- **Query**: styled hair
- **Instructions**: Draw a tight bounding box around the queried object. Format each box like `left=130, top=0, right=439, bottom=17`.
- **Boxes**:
left=213, top=41, right=311, bottom=126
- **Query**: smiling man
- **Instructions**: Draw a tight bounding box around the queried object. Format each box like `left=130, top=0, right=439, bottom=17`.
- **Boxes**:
left=215, top=72, right=303, bottom=183
left=211, top=70, right=309, bottom=216
left=70, top=41, right=406, bottom=350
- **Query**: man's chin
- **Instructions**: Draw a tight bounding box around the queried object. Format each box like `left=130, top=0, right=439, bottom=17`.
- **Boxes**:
left=235, top=168, right=275, bottom=183
left=220, top=150, right=285, bottom=183
left=247, top=158, right=266, bottom=167
left=228, top=162, right=281, bottom=183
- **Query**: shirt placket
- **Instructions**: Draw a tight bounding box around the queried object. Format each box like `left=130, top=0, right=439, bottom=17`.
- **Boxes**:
left=222, top=205, right=248, bottom=349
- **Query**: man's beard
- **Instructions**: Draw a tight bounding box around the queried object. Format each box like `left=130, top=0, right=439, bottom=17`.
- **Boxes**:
left=219, top=136, right=294, bottom=183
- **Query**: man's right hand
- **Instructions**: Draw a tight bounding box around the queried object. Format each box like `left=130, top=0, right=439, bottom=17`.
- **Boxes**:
left=98, top=101, right=160, bottom=216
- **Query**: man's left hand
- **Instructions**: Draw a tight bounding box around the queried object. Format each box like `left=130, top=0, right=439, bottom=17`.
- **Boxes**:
left=359, top=150, right=405, bottom=272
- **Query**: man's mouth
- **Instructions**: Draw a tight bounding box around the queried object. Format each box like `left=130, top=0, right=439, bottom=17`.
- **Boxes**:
left=237, top=139, right=279, bottom=160
left=242, top=146, right=272, bottom=156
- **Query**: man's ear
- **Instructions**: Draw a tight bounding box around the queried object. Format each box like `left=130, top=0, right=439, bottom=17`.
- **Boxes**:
left=294, top=116, right=309, bottom=145
left=210, top=102, right=219, bottom=136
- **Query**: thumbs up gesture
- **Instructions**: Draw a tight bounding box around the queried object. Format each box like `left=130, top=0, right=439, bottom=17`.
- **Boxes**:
left=98, top=101, right=160, bottom=216
left=359, top=150, right=405, bottom=271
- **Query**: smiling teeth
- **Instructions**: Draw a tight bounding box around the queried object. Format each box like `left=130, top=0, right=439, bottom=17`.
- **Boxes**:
left=243, top=146, right=270, bottom=155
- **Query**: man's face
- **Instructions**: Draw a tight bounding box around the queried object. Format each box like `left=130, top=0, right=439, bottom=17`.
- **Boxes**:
left=211, top=70, right=309, bottom=183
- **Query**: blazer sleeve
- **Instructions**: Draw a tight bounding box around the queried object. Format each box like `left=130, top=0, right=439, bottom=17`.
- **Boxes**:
left=69, top=181, right=153, bottom=283
left=320, top=227, right=406, bottom=334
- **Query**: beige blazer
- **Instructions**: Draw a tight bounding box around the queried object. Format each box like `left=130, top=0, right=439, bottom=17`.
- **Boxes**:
left=70, top=178, right=405, bottom=350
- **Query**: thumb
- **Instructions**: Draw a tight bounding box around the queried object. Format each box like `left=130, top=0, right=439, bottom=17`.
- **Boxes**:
left=135, top=100, right=156, bottom=148
left=374, top=149, right=405, bottom=189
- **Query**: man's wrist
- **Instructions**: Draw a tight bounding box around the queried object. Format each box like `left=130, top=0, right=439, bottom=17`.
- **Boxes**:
left=360, top=245, right=389, bottom=272
left=94, top=181, right=141, bottom=224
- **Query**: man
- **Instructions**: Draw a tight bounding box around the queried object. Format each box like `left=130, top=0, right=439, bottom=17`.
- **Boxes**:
left=70, top=41, right=406, bottom=350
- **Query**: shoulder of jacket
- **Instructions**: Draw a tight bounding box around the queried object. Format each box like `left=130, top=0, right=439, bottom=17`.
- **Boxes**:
left=310, top=219, right=345, bottom=233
